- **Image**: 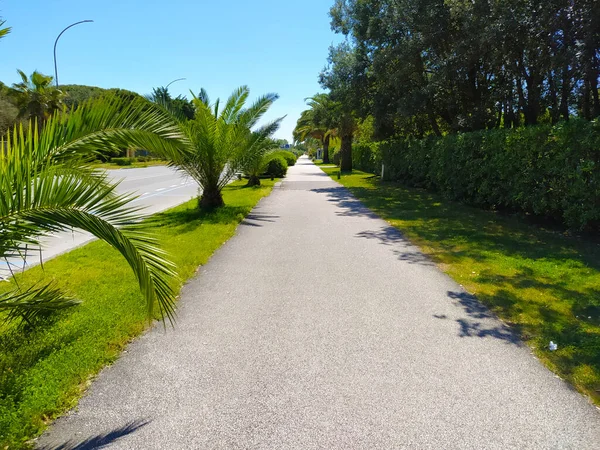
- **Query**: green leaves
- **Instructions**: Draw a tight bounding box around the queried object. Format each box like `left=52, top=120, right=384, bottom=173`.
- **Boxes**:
left=0, top=19, right=10, bottom=39
left=163, top=86, right=282, bottom=208
left=0, top=95, right=183, bottom=325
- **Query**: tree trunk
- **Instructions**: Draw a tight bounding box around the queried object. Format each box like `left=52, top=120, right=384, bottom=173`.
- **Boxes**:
left=246, top=175, right=261, bottom=187
left=199, top=186, right=224, bottom=209
left=340, top=133, right=352, bottom=172
left=559, top=64, right=570, bottom=121
left=322, top=135, right=331, bottom=164
left=428, top=113, right=442, bottom=136
left=548, top=70, right=559, bottom=124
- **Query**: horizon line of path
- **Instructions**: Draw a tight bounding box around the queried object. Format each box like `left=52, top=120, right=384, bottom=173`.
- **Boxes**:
left=37, top=156, right=600, bottom=449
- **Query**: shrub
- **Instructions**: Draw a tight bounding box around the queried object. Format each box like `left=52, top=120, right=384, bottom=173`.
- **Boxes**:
left=332, top=148, right=341, bottom=166
left=112, top=157, right=133, bottom=166
left=272, top=150, right=297, bottom=166
left=378, top=119, right=600, bottom=230
left=265, top=155, right=288, bottom=178
left=352, top=143, right=380, bottom=173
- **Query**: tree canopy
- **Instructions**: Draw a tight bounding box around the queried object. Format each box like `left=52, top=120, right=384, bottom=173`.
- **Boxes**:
left=328, top=0, right=600, bottom=139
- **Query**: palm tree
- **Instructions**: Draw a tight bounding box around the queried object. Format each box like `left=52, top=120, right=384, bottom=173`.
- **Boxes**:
left=155, top=86, right=283, bottom=209
left=0, top=95, right=186, bottom=325
left=0, top=19, right=10, bottom=39
left=241, top=134, right=281, bottom=187
left=293, top=93, right=337, bottom=164
left=7, top=70, right=65, bottom=128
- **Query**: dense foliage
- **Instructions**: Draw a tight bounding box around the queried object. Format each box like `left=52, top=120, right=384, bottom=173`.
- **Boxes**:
left=329, top=0, right=600, bottom=139
left=266, top=155, right=288, bottom=178
left=378, top=119, right=600, bottom=230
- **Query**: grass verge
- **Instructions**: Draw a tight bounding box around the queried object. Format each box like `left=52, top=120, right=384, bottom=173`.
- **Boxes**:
left=0, top=180, right=275, bottom=449
left=320, top=166, right=600, bottom=405
left=89, top=160, right=167, bottom=170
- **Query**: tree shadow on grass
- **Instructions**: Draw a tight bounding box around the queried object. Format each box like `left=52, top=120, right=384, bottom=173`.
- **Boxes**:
left=146, top=205, right=251, bottom=234
left=341, top=178, right=600, bottom=272
left=38, top=419, right=150, bottom=450
left=339, top=174, right=600, bottom=399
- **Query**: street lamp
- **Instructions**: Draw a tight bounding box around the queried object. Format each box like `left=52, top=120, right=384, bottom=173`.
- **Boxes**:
left=53, top=20, right=94, bottom=87
left=165, top=78, right=186, bottom=89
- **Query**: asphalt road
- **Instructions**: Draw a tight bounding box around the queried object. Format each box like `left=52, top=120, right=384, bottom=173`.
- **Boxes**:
left=37, top=157, right=600, bottom=449
left=0, top=166, right=198, bottom=279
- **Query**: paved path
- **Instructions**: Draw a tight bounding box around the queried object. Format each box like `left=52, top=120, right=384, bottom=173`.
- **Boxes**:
left=38, top=157, right=600, bottom=449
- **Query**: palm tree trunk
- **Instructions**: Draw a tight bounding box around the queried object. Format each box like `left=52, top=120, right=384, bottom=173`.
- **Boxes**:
left=340, top=134, right=352, bottom=172
left=246, top=175, right=261, bottom=187
left=199, top=185, right=224, bottom=209
left=322, top=135, right=331, bottom=164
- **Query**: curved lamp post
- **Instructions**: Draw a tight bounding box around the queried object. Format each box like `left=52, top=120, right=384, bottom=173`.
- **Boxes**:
left=165, top=78, right=186, bottom=90
left=53, top=20, right=94, bottom=87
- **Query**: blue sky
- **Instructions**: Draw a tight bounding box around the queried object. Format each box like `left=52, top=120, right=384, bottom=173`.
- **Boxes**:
left=0, top=0, right=343, bottom=141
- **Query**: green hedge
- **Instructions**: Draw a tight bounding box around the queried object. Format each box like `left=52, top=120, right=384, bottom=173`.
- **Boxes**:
left=379, top=119, right=600, bottom=230
left=111, top=157, right=133, bottom=166
left=272, top=150, right=297, bottom=167
left=266, top=155, right=288, bottom=178
left=352, top=143, right=380, bottom=173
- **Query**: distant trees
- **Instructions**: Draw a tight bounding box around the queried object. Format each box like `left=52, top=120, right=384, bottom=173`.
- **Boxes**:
left=327, top=0, right=600, bottom=139
left=6, top=70, right=65, bottom=128
left=148, top=86, right=195, bottom=120
left=293, top=93, right=338, bottom=165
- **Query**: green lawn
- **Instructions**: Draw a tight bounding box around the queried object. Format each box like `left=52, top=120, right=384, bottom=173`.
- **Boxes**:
left=321, top=166, right=600, bottom=406
left=0, top=180, right=275, bottom=449
left=89, top=160, right=167, bottom=170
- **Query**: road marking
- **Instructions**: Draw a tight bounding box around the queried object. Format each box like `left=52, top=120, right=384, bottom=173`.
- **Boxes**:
left=170, top=184, right=177, bottom=188
left=130, top=183, right=198, bottom=203
left=156, top=188, right=166, bottom=192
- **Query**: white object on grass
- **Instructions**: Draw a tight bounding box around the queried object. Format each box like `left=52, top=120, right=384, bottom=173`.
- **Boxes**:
left=549, top=341, right=558, bottom=351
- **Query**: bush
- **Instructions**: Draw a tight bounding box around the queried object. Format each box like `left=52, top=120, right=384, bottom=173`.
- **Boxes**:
left=265, top=155, right=288, bottom=178
left=272, top=150, right=297, bottom=166
left=352, top=143, right=380, bottom=173
left=112, top=157, right=133, bottom=166
left=332, top=148, right=341, bottom=166
left=379, top=119, right=600, bottom=230
left=136, top=156, right=150, bottom=163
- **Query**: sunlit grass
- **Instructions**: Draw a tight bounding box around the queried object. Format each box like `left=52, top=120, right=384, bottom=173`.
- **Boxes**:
left=322, top=166, right=600, bottom=405
left=0, top=180, right=275, bottom=449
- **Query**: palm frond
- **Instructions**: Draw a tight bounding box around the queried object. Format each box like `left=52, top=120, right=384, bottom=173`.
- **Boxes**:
left=0, top=282, right=79, bottom=325
left=0, top=95, right=184, bottom=324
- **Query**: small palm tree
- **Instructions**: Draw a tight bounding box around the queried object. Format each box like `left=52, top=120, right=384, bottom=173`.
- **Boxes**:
left=241, top=134, right=281, bottom=186
left=293, top=93, right=337, bottom=164
left=7, top=70, right=65, bottom=128
left=156, top=86, right=283, bottom=208
left=0, top=95, right=186, bottom=325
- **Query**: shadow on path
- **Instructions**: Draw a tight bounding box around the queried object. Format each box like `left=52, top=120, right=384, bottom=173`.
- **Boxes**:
left=241, top=213, right=280, bottom=227
left=441, top=291, right=522, bottom=346
left=311, top=187, right=378, bottom=218
left=38, top=420, right=150, bottom=450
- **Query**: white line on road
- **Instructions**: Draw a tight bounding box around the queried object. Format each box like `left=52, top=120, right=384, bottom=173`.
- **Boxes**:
left=130, top=184, right=197, bottom=203
left=156, top=188, right=166, bottom=192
